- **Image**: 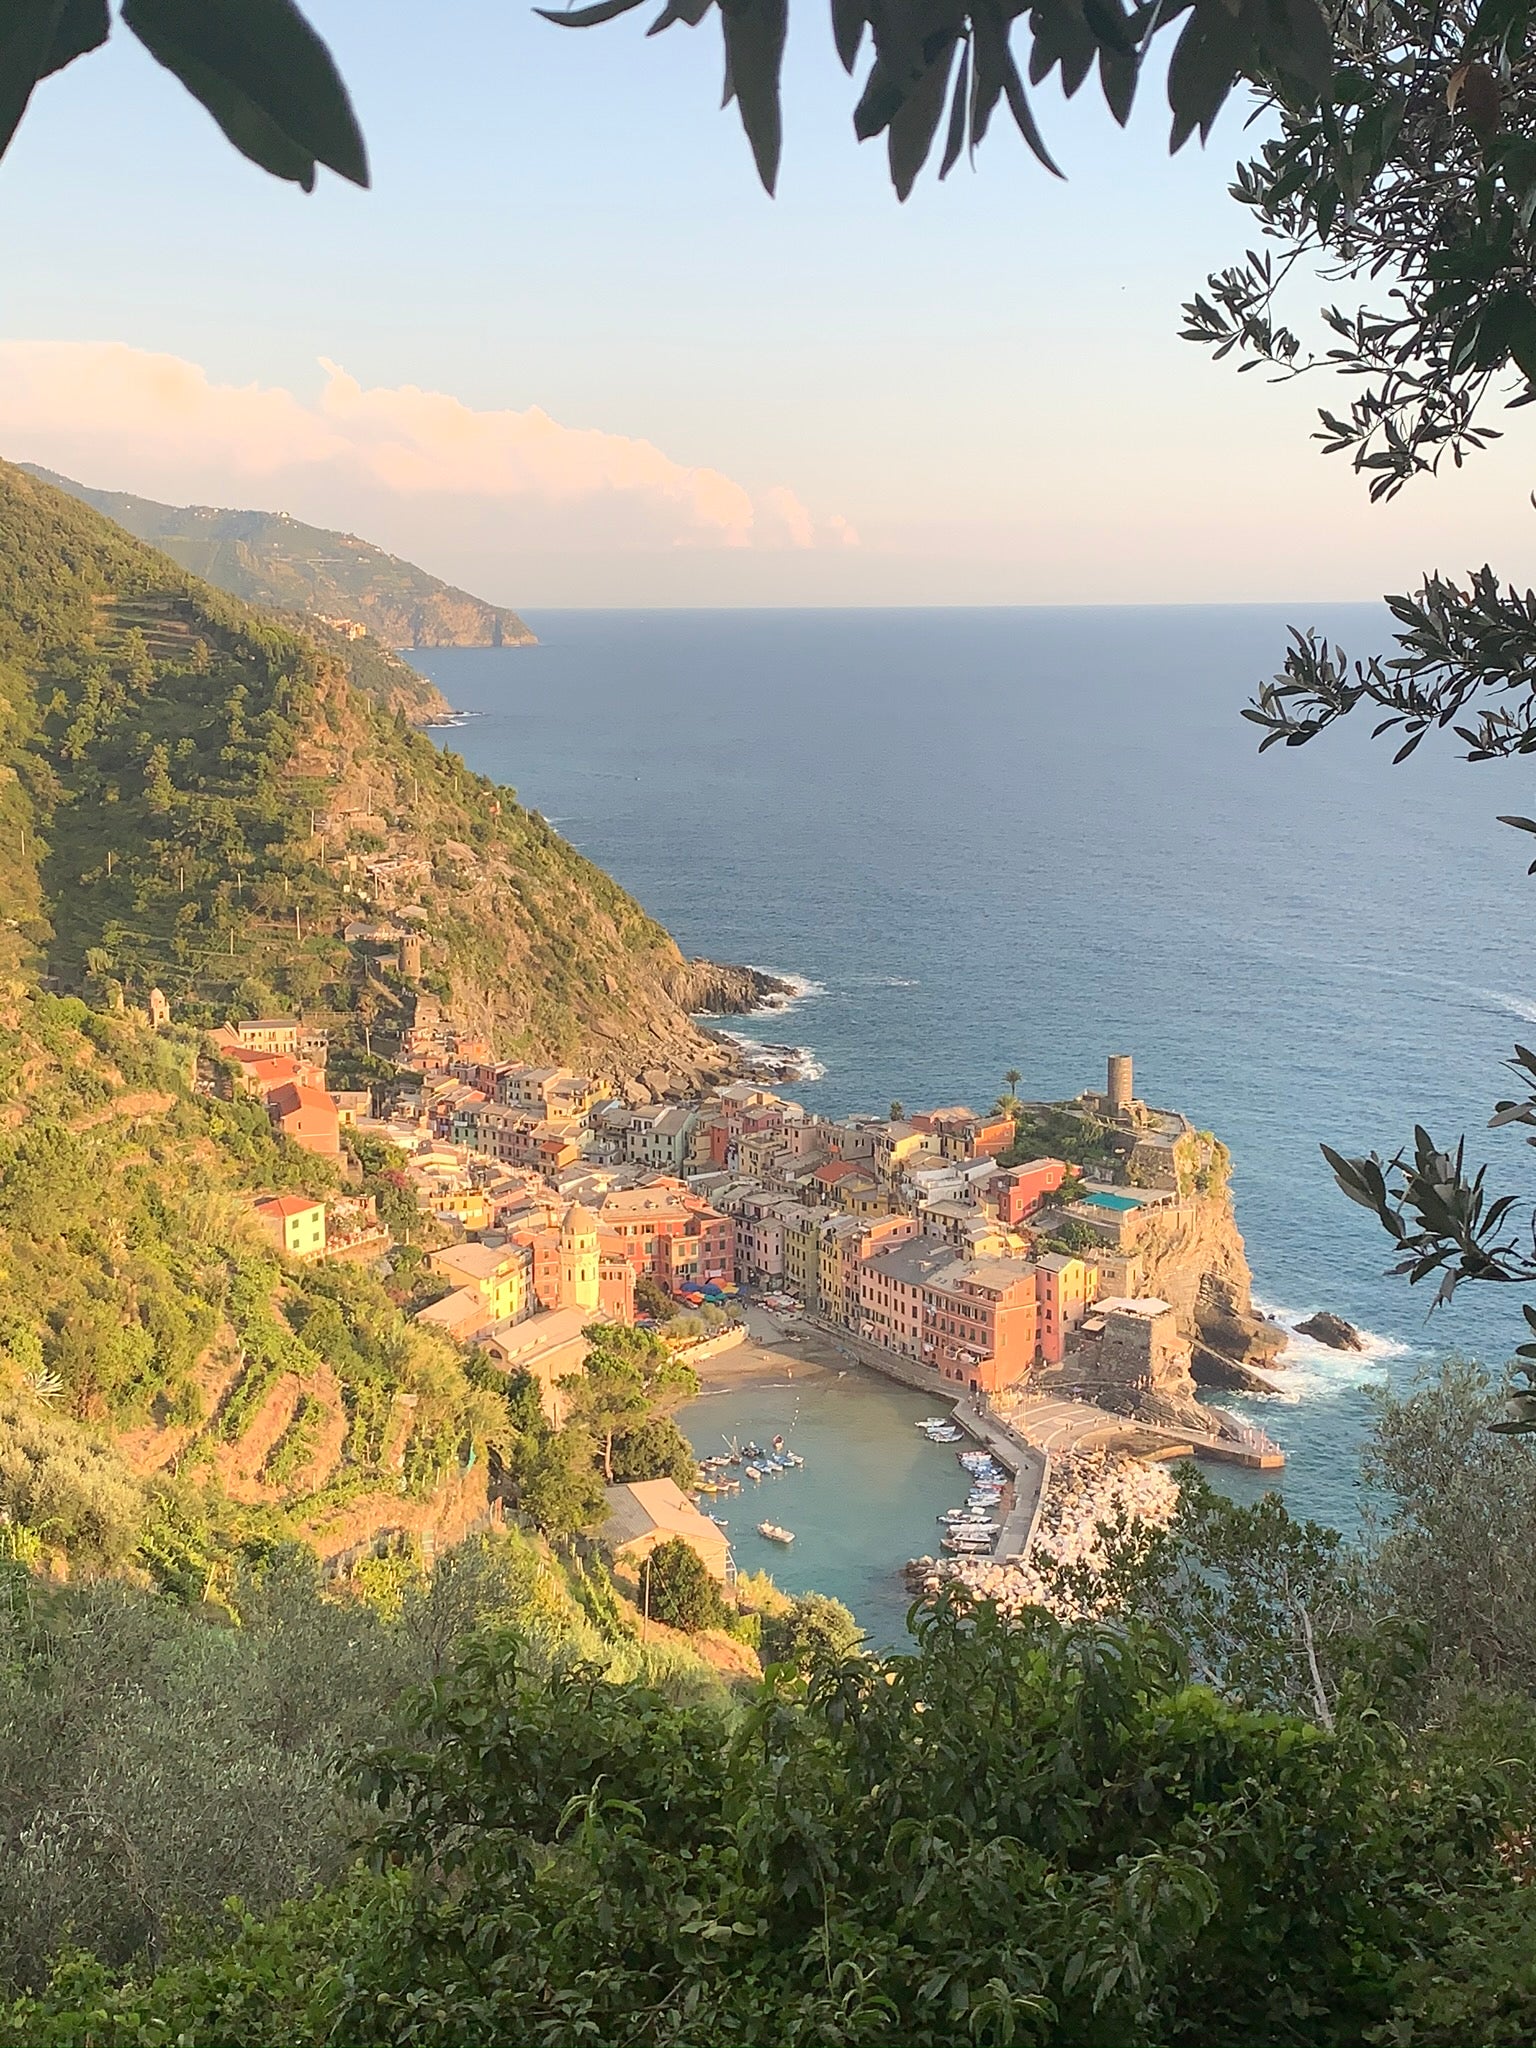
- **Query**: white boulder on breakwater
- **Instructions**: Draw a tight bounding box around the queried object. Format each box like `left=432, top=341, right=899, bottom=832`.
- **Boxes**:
left=906, top=1448, right=1180, bottom=1622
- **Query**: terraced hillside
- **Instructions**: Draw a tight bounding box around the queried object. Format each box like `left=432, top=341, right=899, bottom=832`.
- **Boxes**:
left=0, top=991, right=502, bottom=1589
left=24, top=465, right=536, bottom=650
left=0, top=461, right=733, bottom=1091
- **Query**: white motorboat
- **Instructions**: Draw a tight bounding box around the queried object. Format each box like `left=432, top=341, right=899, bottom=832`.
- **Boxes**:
left=757, top=1522, right=795, bottom=1544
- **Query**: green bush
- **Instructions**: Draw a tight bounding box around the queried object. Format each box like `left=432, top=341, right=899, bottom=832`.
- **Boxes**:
left=608, top=1414, right=697, bottom=1489
left=641, top=1536, right=725, bottom=1633
left=759, top=1589, right=863, bottom=1668
left=263, top=1394, right=325, bottom=1489
left=11, top=1602, right=1529, bottom=2048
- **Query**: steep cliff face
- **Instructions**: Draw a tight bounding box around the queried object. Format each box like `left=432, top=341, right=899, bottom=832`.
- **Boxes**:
left=1130, top=1186, right=1286, bottom=1385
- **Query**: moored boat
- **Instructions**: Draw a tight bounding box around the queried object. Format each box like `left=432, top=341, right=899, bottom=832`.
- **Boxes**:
left=757, top=1521, right=795, bottom=1543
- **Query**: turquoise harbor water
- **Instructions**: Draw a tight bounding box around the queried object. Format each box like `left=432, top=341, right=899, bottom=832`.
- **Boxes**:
left=409, top=606, right=1536, bottom=1565
left=677, top=1367, right=980, bottom=1647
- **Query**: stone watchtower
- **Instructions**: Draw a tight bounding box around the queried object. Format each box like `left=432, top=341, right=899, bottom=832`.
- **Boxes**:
left=399, top=933, right=424, bottom=981
left=1106, top=1054, right=1133, bottom=1117
left=559, top=1203, right=601, bottom=1314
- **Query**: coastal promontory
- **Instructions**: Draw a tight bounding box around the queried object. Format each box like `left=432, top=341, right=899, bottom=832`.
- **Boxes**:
left=0, top=460, right=748, bottom=1095
left=23, top=465, right=538, bottom=652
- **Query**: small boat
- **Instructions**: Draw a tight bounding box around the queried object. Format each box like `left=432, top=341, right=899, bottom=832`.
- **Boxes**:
left=758, top=1522, right=795, bottom=1544
left=916, top=1417, right=947, bottom=1430
left=783, top=1450, right=804, bottom=1467
left=943, top=1534, right=996, bottom=1554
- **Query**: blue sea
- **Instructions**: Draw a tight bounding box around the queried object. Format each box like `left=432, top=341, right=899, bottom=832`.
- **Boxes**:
left=408, top=607, right=1536, bottom=1538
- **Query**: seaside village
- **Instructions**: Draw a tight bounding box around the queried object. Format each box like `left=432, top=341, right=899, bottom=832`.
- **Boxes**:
left=209, top=989, right=1267, bottom=1600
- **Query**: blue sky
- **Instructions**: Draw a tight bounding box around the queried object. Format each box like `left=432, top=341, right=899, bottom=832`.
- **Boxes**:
left=2, top=0, right=1533, bottom=605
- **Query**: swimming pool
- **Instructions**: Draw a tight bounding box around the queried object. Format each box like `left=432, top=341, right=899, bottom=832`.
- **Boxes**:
left=1081, top=1191, right=1141, bottom=1212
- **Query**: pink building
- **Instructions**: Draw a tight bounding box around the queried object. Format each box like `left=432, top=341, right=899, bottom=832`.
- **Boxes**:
left=989, top=1157, right=1069, bottom=1226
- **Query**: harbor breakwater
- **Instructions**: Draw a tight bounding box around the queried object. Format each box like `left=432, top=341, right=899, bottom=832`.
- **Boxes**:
left=906, top=1446, right=1180, bottom=1621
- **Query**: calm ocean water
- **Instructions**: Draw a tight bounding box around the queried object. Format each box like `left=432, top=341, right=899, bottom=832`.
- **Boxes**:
left=676, top=1366, right=981, bottom=1648
left=409, top=608, right=1536, bottom=1539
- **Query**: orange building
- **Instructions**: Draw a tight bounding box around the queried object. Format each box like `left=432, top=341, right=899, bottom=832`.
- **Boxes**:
left=508, top=1203, right=638, bottom=1326
left=590, top=1178, right=736, bottom=1293
left=920, top=1260, right=1040, bottom=1394
left=267, top=1080, right=342, bottom=1158
left=911, top=1106, right=1016, bottom=1163
left=859, top=1235, right=960, bottom=1356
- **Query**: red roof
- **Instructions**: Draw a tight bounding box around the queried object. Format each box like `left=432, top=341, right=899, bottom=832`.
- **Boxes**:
left=235, top=1049, right=299, bottom=1081
left=268, top=1081, right=338, bottom=1121
left=815, top=1159, right=865, bottom=1184
left=255, top=1194, right=322, bottom=1219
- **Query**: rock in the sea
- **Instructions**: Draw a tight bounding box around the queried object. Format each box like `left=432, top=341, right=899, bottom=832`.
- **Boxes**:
left=1190, top=1341, right=1281, bottom=1393
left=1295, top=1311, right=1364, bottom=1352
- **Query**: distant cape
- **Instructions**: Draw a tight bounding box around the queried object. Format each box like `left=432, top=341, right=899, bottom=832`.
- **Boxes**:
left=20, top=464, right=537, bottom=654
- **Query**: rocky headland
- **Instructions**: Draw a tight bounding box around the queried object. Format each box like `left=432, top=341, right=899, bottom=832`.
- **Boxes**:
left=1126, top=1189, right=1288, bottom=1393
left=665, top=960, right=797, bottom=1017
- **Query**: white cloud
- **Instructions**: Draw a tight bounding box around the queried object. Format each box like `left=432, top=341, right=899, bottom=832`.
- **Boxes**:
left=0, top=340, right=857, bottom=564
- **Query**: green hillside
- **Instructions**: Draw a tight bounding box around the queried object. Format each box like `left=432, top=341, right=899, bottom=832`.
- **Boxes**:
left=22, top=465, right=536, bottom=652
left=0, top=461, right=728, bottom=1089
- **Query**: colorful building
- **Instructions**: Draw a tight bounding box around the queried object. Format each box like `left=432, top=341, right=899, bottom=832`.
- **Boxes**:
left=252, top=1193, right=326, bottom=1260
left=599, top=1478, right=731, bottom=1584
left=235, top=1017, right=299, bottom=1056
left=428, top=1240, right=532, bottom=1326
left=1034, top=1252, right=1099, bottom=1364
left=858, top=1235, right=959, bottom=1356
left=988, top=1156, right=1069, bottom=1226
left=587, top=1178, right=736, bottom=1294
left=267, top=1080, right=342, bottom=1158
left=920, top=1259, right=1040, bottom=1394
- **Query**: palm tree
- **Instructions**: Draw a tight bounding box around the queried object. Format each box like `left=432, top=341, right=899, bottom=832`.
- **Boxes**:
left=1004, top=1068, right=1021, bottom=1099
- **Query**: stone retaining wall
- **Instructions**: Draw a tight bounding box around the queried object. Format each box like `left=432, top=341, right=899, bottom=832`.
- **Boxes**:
left=677, top=1322, right=749, bottom=1365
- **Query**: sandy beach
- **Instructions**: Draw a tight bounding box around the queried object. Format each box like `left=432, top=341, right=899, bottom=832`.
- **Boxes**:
left=688, top=1307, right=852, bottom=1390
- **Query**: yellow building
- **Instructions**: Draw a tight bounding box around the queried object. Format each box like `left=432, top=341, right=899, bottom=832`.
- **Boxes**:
left=600, top=1478, right=731, bottom=1584
left=237, top=1017, right=299, bottom=1056
left=781, top=1205, right=833, bottom=1310
left=558, top=1203, right=601, bottom=1314
left=252, top=1193, right=326, bottom=1260
left=873, top=1121, right=937, bottom=1181
left=428, top=1240, right=531, bottom=1324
